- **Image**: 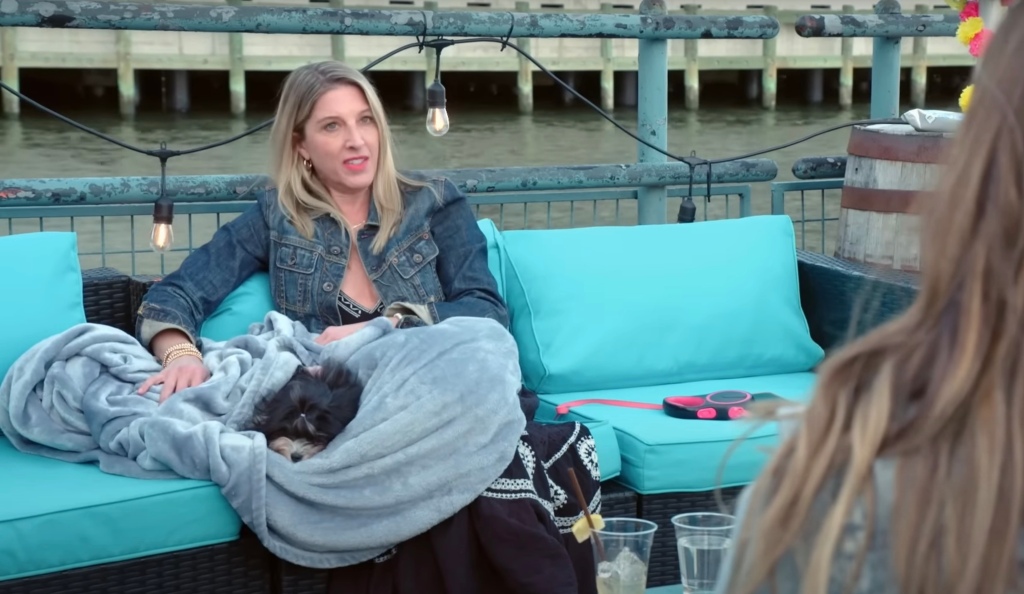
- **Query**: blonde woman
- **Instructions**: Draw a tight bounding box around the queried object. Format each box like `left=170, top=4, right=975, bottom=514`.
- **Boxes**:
left=713, top=4, right=1024, bottom=594
left=135, top=61, right=507, bottom=402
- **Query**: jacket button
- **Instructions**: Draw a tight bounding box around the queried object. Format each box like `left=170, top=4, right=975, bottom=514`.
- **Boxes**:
left=422, top=233, right=429, bottom=239
left=323, top=282, right=334, bottom=292
left=329, top=246, right=341, bottom=255
left=412, top=254, right=423, bottom=263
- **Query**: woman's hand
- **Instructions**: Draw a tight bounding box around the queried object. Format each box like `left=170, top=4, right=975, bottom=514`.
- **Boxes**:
left=137, top=355, right=211, bottom=403
left=315, top=316, right=399, bottom=345
left=315, top=322, right=369, bottom=345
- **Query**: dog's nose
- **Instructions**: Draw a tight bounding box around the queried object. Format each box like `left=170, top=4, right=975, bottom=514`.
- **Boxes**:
left=290, top=452, right=303, bottom=462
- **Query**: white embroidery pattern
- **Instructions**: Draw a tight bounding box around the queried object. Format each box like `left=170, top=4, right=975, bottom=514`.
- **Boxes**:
left=576, top=435, right=601, bottom=481
left=548, top=475, right=569, bottom=511
left=518, top=441, right=537, bottom=480
left=480, top=425, right=601, bottom=534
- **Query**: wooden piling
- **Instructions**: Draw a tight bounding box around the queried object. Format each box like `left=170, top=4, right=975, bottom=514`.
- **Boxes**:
left=515, top=0, right=533, bottom=114
left=600, top=2, right=615, bottom=112
left=170, top=70, right=190, bottom=113
left=116, top=31, right=135, bottom=117
left=1, top=27, right=18, bottom=117
left=228, top=0, right=246, bottom=116
left=683, top=4, right=699, bottom=110
left=839, top=4, right=854, bottom=110
left=806, top=68, right=824, bottom=105
left=761, top=5, right=777, bottom=110
left=911, top=3, right=928, bottom=108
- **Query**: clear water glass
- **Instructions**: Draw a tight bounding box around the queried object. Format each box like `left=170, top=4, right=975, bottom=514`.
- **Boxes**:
left=672, top=512, right=734, bottom=594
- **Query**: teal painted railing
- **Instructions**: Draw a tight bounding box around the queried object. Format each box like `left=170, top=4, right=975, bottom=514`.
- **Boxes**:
left=0, top=0, right=962, bottom=276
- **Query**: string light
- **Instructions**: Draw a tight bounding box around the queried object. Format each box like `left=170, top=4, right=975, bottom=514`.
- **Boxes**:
left=150, top=147, right=174, bottom=253
left=150, top=199, right=174, bottom=253
left=0, top=33, right=907, bottom=241
left=426, top=79, right=450, bottom=137
left=425, top=39, right=452, bottom=137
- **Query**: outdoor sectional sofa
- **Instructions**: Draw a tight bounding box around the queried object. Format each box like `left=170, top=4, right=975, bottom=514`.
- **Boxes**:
left=0, top=215, right=918, bottom=593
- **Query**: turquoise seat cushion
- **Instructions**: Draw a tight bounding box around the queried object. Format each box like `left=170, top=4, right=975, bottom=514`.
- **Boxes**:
left=0, top=438, right=241, bottom=581
left=200, top=272, right=275, bottom=341
left=0, top=232, right=87, bottom=383
left=499, top=216, right=825, bottom=394
left=535, top=372, right=817, bottom=494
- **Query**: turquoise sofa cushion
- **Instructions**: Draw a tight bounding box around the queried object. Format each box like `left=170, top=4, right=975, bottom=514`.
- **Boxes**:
left=476, top=218, right=507, bottom=299
left=200, top=272, right=275, bottom=341
left=0, top=438, right=241, bottom=581
left=535, top=372, right=817, bottom=494
left=0, top=232, right=87, bottom=383
left=499, top=216, right=825, bottom=394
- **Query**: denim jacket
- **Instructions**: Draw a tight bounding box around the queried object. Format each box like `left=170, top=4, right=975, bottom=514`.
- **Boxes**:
left=136, top=175, right=508, bottom=349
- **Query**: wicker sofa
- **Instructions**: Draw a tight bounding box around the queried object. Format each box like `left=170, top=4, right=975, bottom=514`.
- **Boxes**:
left=0, top=225, right=918, bottom=594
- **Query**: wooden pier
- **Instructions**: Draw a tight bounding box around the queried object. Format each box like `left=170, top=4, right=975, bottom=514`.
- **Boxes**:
left=0, top=0, right=972, bottom=117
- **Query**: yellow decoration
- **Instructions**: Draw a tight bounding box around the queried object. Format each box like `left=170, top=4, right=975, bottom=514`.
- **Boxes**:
left=571, top=514, right=605, bottom=543
left=945, top=0, right=968, bottom=9
left=959, top=84, right=974, bottom=112
left=957, top=16, right=985, bottom=45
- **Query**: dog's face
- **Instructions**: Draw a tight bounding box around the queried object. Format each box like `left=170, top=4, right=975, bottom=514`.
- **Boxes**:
left=248, top=362, right=363, bottom=462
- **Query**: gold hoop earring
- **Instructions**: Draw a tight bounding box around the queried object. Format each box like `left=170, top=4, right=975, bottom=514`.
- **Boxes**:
left=303, top=158, right=313, bottom=173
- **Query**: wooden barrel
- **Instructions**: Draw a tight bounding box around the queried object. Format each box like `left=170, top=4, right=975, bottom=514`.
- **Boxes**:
left=835, top=124, right=954, bottom=272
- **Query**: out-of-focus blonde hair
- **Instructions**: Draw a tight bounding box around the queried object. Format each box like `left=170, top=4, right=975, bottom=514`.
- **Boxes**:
left=724, top=5, right=1024, bottom=594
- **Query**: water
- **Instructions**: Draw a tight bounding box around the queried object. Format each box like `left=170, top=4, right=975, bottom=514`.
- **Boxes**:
left=0, top=102, right=917, bottom=274
left=677, top=535, right=732, bottom=594
left=0, top=104, right=870, bottom=177
left=596, top=546, right=649, bottom=594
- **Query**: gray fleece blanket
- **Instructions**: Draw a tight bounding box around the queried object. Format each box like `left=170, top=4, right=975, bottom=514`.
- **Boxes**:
left=0, top=313, right=527, bottom=568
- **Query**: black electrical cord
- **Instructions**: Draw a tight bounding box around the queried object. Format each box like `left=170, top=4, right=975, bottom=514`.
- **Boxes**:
left=0, top=36, right=906, bottom=173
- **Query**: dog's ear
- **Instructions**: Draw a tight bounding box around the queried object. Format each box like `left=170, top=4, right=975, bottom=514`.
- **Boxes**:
left=320, top=361, right=363, bottom=391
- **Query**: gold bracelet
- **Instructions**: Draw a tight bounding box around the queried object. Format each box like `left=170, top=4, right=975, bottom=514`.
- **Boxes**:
left=161, top=343, right=203, bottom=368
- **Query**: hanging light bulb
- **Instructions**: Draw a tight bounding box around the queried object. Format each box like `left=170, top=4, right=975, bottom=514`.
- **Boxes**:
left=151, top=193, right=174, bottom=253
left=425, top=79, right=449, bottom=137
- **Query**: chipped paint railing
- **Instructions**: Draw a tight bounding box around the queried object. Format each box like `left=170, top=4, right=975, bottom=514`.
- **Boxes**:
left=770, top=180, right=844, bottom=254
left=795, top=0, right=957, bottom=118
left=0, top=0, right=780, bottom=237
left=0, top=161, right=773, bottom=274
left=0, top=0, right=783, bottom=275
left=783, top=0, right=961, bottom=252
left=770, top=175, right=845, bottom=254
left=768, top=157, right=846, bottom=253
left=0, top=1, right=780, bottom=39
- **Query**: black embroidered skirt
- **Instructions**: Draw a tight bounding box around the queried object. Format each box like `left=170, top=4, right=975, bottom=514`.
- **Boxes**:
left=326, top=418, right=603, bottom=594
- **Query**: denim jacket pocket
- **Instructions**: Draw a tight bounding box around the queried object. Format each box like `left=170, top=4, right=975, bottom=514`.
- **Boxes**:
left=390, top=231, right=443, bottom=301
left=273, top=240, right=320, bottom=313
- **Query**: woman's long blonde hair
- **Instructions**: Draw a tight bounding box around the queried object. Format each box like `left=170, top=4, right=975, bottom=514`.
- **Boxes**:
left=727, top=6, right=1024, bottom=594
left=268, top=61, right=427, bottom=254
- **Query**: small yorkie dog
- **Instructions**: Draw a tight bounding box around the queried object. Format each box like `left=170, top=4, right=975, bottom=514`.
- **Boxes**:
left=247, top=360, right=364, bottom=462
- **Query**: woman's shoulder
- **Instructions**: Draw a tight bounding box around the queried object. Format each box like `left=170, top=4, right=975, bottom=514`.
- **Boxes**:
left=398, top=171, right=464, bottom=207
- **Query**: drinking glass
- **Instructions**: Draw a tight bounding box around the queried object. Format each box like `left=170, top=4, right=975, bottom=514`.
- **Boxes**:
left=591, top=518, right=658, bottom=594
left=672, top=512, right=734, bottom=594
